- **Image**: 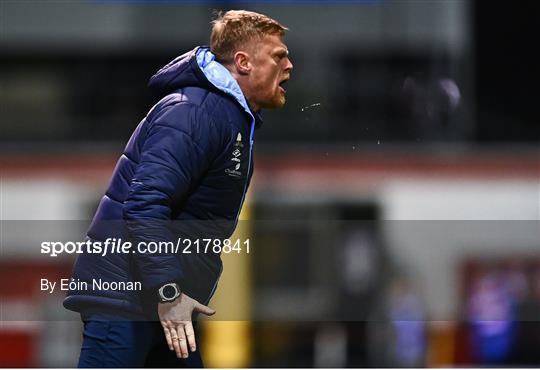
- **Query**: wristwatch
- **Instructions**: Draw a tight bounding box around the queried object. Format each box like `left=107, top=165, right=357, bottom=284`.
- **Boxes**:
left=158, top=282, right=182, bottom=303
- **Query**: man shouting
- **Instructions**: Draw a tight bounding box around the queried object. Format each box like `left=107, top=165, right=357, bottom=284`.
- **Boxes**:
left=64, top=10, right=292, bottom=367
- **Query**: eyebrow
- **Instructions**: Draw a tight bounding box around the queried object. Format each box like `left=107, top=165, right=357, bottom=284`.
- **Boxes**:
left=273, top=48, right=289, bottom=57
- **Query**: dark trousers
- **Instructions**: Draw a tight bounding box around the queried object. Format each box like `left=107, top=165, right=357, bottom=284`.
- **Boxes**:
left=78, top=314, right=204, bottom=368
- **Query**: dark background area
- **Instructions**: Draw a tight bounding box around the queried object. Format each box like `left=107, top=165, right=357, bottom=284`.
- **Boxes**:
left=473, top=1, right=539, bottom=143
left=1, top=1, right=538, bottom=148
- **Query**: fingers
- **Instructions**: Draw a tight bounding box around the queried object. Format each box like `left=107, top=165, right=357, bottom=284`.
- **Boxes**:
left=184, top=322, right=197, bottom=352
left=163, top=322, right=193, bottom=359
left=169, top=326, right=183, bottom=358
left=176, top=324, right=189, bottom=358
left=162, top=324, right=174, bottom=351
left=194, top=302, right=216, bottom=316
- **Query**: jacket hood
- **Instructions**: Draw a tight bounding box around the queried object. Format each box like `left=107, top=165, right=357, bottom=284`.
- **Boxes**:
left=148, top=46, right=262, bottom=127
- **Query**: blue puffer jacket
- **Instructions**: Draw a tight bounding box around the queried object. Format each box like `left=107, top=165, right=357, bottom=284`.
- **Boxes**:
left=63, top=46, right=261, bottom=318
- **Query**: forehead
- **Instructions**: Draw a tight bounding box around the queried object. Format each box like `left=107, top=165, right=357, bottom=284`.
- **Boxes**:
left=255, top=34, right=288, bottom=54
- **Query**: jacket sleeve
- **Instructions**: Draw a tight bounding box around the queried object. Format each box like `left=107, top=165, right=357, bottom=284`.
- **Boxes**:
left=123, top=103, right=218, bottom=293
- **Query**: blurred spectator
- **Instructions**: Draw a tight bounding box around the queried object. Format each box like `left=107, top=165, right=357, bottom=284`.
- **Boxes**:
left=467, top=270, right=516, bottom=364
left=367, top=275, right=427, bottom=367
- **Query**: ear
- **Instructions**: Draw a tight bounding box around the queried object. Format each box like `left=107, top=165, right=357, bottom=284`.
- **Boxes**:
left=232, top=51, right=251, bottom=75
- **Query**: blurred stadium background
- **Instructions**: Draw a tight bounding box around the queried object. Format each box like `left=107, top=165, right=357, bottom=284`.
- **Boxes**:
left=1, top=0, right=538, bottom=367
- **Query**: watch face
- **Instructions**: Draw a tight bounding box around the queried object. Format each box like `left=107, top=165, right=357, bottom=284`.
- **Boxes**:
left=162, top=285, right=177, bottom=300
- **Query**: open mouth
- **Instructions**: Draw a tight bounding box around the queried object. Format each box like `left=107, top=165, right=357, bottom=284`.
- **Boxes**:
left=279, top=78, right=289, bottom=92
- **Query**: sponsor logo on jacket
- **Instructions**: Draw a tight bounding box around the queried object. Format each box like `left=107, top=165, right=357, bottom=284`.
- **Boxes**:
left=225, top=132, right=244, bottom=178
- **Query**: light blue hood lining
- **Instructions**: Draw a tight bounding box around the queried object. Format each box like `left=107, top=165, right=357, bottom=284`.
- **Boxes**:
left=196, top=47, right=254, bottom=122
left=195, top=47, right=255, bottom=231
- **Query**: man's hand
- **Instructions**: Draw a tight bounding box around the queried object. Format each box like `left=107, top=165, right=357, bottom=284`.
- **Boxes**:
left=158, top=293, right=215, bottom=358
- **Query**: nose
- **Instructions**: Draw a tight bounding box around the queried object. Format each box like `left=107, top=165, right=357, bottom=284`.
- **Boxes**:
left=285, top=57, right=293, bottom=72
